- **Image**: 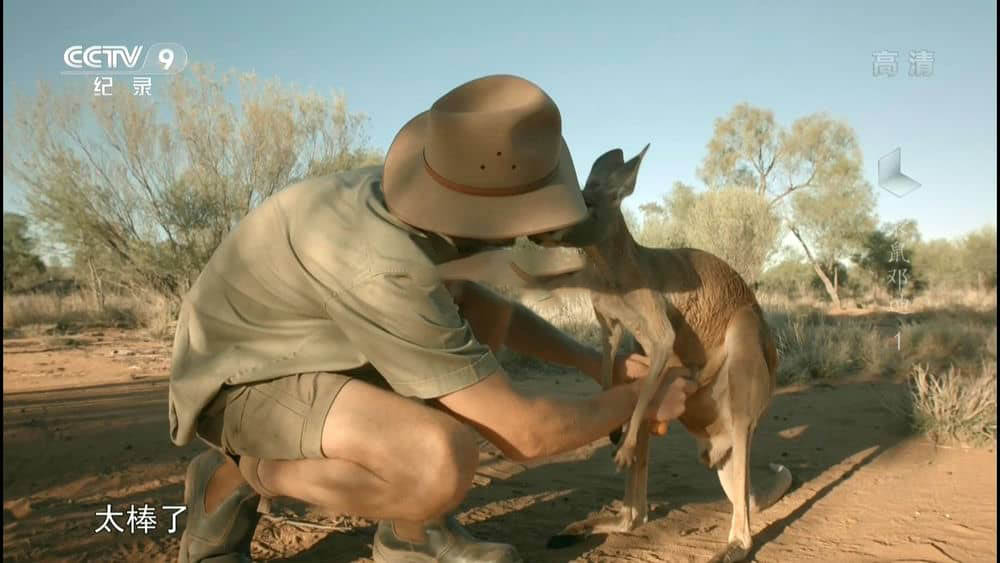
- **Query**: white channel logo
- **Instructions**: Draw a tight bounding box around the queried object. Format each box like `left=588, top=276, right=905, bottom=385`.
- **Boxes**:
left=62, top=43, right=188, bottom=75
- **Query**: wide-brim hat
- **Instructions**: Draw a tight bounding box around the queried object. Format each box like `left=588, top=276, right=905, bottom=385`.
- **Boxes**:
left=382, top=74, right=588, bottom=240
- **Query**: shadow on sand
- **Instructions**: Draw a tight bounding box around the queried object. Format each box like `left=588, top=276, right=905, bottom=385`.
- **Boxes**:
left=273, top=379, right=911, bottom=562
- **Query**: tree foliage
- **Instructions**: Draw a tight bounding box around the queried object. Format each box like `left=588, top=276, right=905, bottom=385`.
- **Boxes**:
left=3, top=212, right=47, bottom=291
left=853, top=220, right=926, bottom=301
left=914, top=225, right=997, bottom=291
left=758, top=255, right=815, bottom=297
left=636, top=183, right=781, bottom=284
left=4, top=65, right=383, bottom=303
left=697, top=104, right=876, bottom=307
left=762, top=222, right=995, bottom=304
left=635, top=181, right=697, bottom=249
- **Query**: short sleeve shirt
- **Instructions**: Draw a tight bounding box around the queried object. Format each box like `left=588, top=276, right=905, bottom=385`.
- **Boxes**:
left=167, top=166, right=501, bottom=447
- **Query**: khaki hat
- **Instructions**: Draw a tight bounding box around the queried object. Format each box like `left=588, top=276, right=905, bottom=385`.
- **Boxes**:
left=382, top=74, right=588, bottom=240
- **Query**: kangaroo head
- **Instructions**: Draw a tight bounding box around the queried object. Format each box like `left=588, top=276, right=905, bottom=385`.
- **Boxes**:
left=582, top=143, right=648, bottom=211
left=531, top=144, right=649, bottom=248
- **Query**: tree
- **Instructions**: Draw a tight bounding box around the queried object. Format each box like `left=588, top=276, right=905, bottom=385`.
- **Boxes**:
left=758, top=256, right=815, bottom=298
left=4, top=64, right=383, bottom=304
left=914, top=238, right=963, bottom=291
left=810, top=261, right=852, bottom=299
left=636, top=183, right=781, bottom=284
left=913, top=226, right=996, bottom=292
left=885, top=219, right=922, bottom=250
left=788, top=177, right=877, bottom=308
left=635, top=181, right=697, bottom=249
left=853, top=220, right=924, bottom=303
left=698, top=104, right=780, bottom=194
left=960, top=226, right=997, bottom=291
left=854, top=228, right=895, bottom=302
left=682, top=188, right=781, bottom=285
left=699, top=105, right=876, bottom=308
left=2, top=212, right=46, bottom=291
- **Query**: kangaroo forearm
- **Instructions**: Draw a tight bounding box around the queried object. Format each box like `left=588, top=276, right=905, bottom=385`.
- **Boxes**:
left=524, top=381, right=639, bottom=460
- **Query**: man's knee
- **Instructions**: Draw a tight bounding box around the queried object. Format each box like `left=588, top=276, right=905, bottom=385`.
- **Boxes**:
left=410, top=416, right=480, bottom=515
left=311, top=380, right=483, bottom=519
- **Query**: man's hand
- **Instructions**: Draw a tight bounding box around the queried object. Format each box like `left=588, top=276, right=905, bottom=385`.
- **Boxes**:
left=615, top=357, right=697, bottom=435
left=645, top=369, right=697, bottom=427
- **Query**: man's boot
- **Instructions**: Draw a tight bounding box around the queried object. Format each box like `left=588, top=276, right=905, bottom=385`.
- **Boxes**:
left=178, top=450, right=262, bottom=563
left=373, top=515, right=522, bottom=562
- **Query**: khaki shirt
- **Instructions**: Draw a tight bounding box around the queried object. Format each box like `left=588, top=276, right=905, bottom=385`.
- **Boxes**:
left=168, top=166, right=500, bottom=447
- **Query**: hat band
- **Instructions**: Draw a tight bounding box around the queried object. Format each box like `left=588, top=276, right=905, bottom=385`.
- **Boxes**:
left=422, top=150, right=559, bottom=197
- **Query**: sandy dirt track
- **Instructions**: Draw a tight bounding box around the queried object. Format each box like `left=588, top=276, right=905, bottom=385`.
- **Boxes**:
left=3, top=331, right=997, bottom=562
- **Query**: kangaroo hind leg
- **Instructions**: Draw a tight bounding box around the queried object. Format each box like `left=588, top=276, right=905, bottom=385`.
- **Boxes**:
left=709, top=307, right=773, bottom=563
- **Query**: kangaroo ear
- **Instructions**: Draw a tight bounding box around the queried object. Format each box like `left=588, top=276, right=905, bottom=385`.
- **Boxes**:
left=584, top=149, right=625, bottom=191
left=607, top=144, right=650, bottom=202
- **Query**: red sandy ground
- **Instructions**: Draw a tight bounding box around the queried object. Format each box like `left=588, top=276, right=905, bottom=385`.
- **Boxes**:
left=3, top=330, right=997, bottom=562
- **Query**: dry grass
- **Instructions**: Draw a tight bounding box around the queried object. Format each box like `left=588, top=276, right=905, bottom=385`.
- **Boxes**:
left=2, top=291, right=174, bottom=339
left=911, top=288, right=998, bottom=311
left=904, top=362, right=997, bottom=447
left=520, top=289, right=602, bottom=347
left=757, top=292, right=827, bottom=313
left=759, top=288, right=998, bottom=315
left=5, top=285, right=996, bottom=446
left=768, top=293, right=996, bottom=384
left=746, top=294, right=995, bottom=446
left=492, top=287, right=603, bottom=377
left=769, top=311, right=872, bottom=381
left=502, top=286, right=997, bottom=446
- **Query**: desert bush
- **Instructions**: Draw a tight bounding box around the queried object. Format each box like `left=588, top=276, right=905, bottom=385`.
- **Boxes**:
left=770, top=311, right=870, bottom=382
left=756, top=291, right=828, bottom=314
left=637, top=184, right=781, bottom=285
left=898, top=316, right=993, bottom=375
left=487, top=288, right=605, bottom=377
left=5, top=65, right=382, bottom=304
left=494, top=272, right=998, bottom=449
left=905, top=362, right=997, bottom=446
left=493, top=283, right=997, bottom=386
left=3, top=213, right=47, bottom=292
left=910, top=288, right=997, bottom=311
left=758, top=259, right=816, bottom=300
left=914, top=226, right=997, bottom=292
left=767, top=296, right=995, bottom=383
left=2, top=291, right=172, bottom=337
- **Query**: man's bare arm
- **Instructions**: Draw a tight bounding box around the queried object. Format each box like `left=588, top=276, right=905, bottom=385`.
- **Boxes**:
left=448, top=281, right=603, bottom=383
left=436, top=369, right=640, bottom=462
left=435, top=367, right=693, bottom=463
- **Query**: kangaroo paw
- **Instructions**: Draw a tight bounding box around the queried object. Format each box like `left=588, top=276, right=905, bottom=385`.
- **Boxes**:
left=613, top=442, right=636, bottom=470
left=547, top=511, right=639, bottom=549
left=707, top=541, right=751, bottom=563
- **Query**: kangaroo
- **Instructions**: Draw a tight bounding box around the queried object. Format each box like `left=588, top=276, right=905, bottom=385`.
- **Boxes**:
left=529, top=145, right=793, bottom=563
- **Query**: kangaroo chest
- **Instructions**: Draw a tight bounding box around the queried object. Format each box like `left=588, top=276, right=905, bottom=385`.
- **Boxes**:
left=590, top=288, right=714, bottom=372
left=592, top=290, right=662, bottom=341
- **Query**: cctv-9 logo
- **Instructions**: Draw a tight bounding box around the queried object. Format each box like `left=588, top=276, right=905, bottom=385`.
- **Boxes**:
left=61, top=43, right=188, bottom=75
left=143, top=43, right=188, bottom=75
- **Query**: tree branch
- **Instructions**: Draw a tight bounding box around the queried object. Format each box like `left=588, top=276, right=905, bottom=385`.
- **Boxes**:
left=769, top=167, right=819, bottom=207
left=788, top=224, right=812, bottom=258
left=789, top=223, right=841, bottom=307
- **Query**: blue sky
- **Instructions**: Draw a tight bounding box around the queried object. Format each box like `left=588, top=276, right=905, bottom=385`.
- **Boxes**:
left=3, top=0, right=996, bottom=241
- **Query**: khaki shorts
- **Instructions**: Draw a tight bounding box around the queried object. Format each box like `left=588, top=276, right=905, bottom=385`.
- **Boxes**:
left=196, top=370, right=387, bottom=461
